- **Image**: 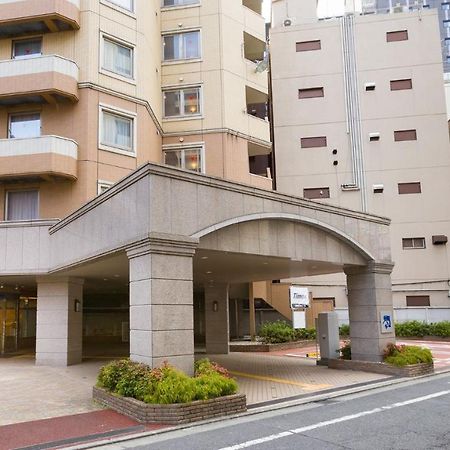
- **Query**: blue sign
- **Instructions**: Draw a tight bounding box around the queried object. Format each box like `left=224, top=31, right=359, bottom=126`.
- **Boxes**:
left=380, top=311, right=394, bottom=333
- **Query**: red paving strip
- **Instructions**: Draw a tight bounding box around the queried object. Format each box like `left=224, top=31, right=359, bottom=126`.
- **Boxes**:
left=0, top=410, right=167, bottom=450
left=254, top=340, right=450, bottom=372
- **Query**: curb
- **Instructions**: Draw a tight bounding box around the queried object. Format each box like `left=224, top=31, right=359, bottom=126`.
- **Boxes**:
left=64, top=368, right=450, bottom=450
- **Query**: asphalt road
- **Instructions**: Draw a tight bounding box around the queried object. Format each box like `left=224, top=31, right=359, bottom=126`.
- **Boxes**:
left=101, top=373, right=450, bottom=450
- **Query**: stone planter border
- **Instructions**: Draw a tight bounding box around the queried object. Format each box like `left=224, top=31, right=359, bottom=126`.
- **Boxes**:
left=328, top=358, right=434, bottom=377
left=229, top=340, right=314, bottom=352
left=93, top=387, right=247, bottom=425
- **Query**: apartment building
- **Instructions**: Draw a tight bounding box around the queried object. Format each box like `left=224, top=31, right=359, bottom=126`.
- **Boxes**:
left=271, top=0, right=450, bottom=321
left=0, top=0, right=272, bottom=356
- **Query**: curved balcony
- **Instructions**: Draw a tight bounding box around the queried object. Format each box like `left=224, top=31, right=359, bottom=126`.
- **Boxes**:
left=0, top=55, right=79, bottom=105
left=0, top=135, right=78, bottom=180
left=0, top=0, right=80, bottom=37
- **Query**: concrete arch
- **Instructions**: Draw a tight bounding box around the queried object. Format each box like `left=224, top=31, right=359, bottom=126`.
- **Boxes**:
left=191, top=212, right=375, bottom=262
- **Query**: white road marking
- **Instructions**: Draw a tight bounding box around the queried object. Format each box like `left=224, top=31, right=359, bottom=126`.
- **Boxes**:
left=219, top=390, right=450, bottom=450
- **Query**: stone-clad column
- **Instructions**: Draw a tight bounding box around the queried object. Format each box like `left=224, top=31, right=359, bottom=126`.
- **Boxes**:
left=345, top=262, right=395, bottom=362
left=36, top=277, right=84, bottom=366
left=126, top=233, right=198, bottom=375
left=205, top=283, right=229, bottom=354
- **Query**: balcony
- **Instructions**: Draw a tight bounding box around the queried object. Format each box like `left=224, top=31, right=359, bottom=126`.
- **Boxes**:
left=0, top=135, right=78, bottom=180
left=0, top=0, right=80, bottom=37
left=0, top=55, right=79, bottom=105
left=244, top=32, right=268, bottom=89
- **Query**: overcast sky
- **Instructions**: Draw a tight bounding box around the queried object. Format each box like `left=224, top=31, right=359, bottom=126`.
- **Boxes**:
left=262, top=0, right=363, bottom=21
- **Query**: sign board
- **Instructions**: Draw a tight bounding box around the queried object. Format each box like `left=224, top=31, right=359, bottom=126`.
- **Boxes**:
left=292, top=310, right=306, bottom=329
left=380, top=311, right=394, bottom=334
left=290, top=286, right=309, bottom=309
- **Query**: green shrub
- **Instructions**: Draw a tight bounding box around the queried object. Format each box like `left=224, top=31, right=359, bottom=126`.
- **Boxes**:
left=383, top=343, right=433, bottom=367
left=339, top=324, right=350, bottom=336
left=97, top=358, right=237, bottom=405
left=294, top=328, right=317, bottom=340
left=395, top=321, right=430, bottom=337
left=258, top=320, right=295, bottom=344
left=429, top=321, right=450, bottom=337
left=339, top=341, right=352, bottom=360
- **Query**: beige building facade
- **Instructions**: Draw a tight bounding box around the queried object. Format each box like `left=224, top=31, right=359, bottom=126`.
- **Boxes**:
left=0, top=0, right=272, bottom=225
left=271, top=0, right=450, bottom=321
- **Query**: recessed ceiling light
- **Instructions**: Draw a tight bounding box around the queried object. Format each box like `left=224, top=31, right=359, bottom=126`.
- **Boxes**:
left=206, top=271, right=213, bottom=274
left=201, top=256, right=208, bottom=260
left=263, top=262, right=269, bottom=265
left=103, top=278, right=109, bottom=281
left=113, top=274, right=120, bottom=278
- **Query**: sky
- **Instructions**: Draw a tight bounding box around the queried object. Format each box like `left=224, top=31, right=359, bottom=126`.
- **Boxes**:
left=262, top=0, right=363, bottom=21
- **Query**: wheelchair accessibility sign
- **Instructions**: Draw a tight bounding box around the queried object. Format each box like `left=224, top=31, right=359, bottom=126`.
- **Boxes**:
left=380, top=311, right=394, bottom=334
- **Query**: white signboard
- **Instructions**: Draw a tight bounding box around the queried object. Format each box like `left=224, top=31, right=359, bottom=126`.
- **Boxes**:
left=292, top=310, right=306, bottom=329
left=380, top=311, right=394, bottom=334
left=290, top=286, right=310, bottom=309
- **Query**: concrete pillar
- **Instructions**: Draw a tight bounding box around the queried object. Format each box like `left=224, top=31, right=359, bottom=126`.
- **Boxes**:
left=345, top=262, right=395, bottom=362
left=205, top=283, right=229, bottom=354
left=36, top=277, right=84, bottom=366
left=126, top=234, right=198, bottom=375
left=248, top=282, right=256, bottom=341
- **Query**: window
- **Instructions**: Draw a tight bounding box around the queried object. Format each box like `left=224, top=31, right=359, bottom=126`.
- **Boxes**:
left=406, top=295, right=430, bottom=307
left=402, top=237, right=426, bottom=249
left=100, top=108, right=134, bottom=153
left=444, top=20, right=450, bottom=28
left=163, top=146, right=203, bottom=172
left=6, top=190, right=39, bottom=221
left=303, top=187, right=330, bottom=199
left=102, top=37, right=134, bottom=79
left=12, top=38, right=42, bottom=59
left=163, top=0, right=200, bottom=6
left=386, top=30, right=408, bottom=42
left=163, top=86, right=201, bottom=118
left=163, top=31, right=200, bottom=61
left=300, top=136, right=327, bottom=148
left=104, top=0, right=134, bottom=11
left=394, top=129, right=417, bottom=141
left=98, top=181, right=114, bottom=195
left=390, top=79, right=412, bottom=91
left=398, top=182, right=421, bottom=194
left=8, top=113, right=40, bottom=139
left=298, top=87, right=324, bottom=99
left=296, top=40, right=321, bottom=52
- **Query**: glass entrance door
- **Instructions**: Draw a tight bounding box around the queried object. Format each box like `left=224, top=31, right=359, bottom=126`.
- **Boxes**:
left=0, top=298, right=18, bottom=355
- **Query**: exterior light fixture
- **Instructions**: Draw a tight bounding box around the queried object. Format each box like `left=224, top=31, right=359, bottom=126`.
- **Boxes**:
left=212, top=301, right=219, bottom=312
left=74, top=299, right=81, bottom=312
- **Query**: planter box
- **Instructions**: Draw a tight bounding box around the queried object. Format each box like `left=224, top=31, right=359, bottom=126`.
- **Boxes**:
left=230, top=340, right=313, bottom=352
left=328, top=358, right=434, bottom=377
left=93, top=387, right=247, bottom=425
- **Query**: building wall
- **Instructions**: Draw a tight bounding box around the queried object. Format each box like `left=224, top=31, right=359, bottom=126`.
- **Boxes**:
left=271, top=4, right=450, bottom=309
left=0, top=0, right=272, bottom=222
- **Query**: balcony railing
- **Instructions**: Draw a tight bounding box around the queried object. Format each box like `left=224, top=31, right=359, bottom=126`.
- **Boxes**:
left=0, top=55, right=79, bottom=104
left=0, top=0, right=80, bottom=37
left=0, top=135, right=78, bottom=180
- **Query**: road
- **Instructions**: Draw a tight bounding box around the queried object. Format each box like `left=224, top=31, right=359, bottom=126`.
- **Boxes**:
left=99, top=372, right=450, bottom=450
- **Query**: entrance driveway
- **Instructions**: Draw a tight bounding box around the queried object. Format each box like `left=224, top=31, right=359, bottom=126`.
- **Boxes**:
left=2, top=339, right=448, bottom=427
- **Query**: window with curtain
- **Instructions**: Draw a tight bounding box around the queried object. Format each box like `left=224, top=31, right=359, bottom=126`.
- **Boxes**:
left=163, top=31, right=200, bottom=61
left=9, top=113, right=41, bottom=139
left=163, top=87, right=201, bottom=117
left=164, top=147, right=202, bottom=172
left=101, top=110, right=133, bottom=152
left=163, top=0, right=200, bottom=7
left=105, top=0, right=134, bottom=11
left=13, top=38, right=42, bottom=59
left=103, top=37, right=134, bottom=79
left=6, top=191, right=39, bottom=221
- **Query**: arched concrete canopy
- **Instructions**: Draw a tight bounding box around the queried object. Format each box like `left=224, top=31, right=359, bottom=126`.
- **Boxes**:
left=192, top=212, right=376, bottom=261
left=0, top=164, right=395, bottom=372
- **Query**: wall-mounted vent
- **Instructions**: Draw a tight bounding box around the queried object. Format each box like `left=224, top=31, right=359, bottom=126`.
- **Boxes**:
left=365, top=82, right=376, bottom=91
left=432, top=235, right=448, bottom=245
left=369, top=132, right=380, bottom=142
left=373, top=184, right=384, bottom=193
